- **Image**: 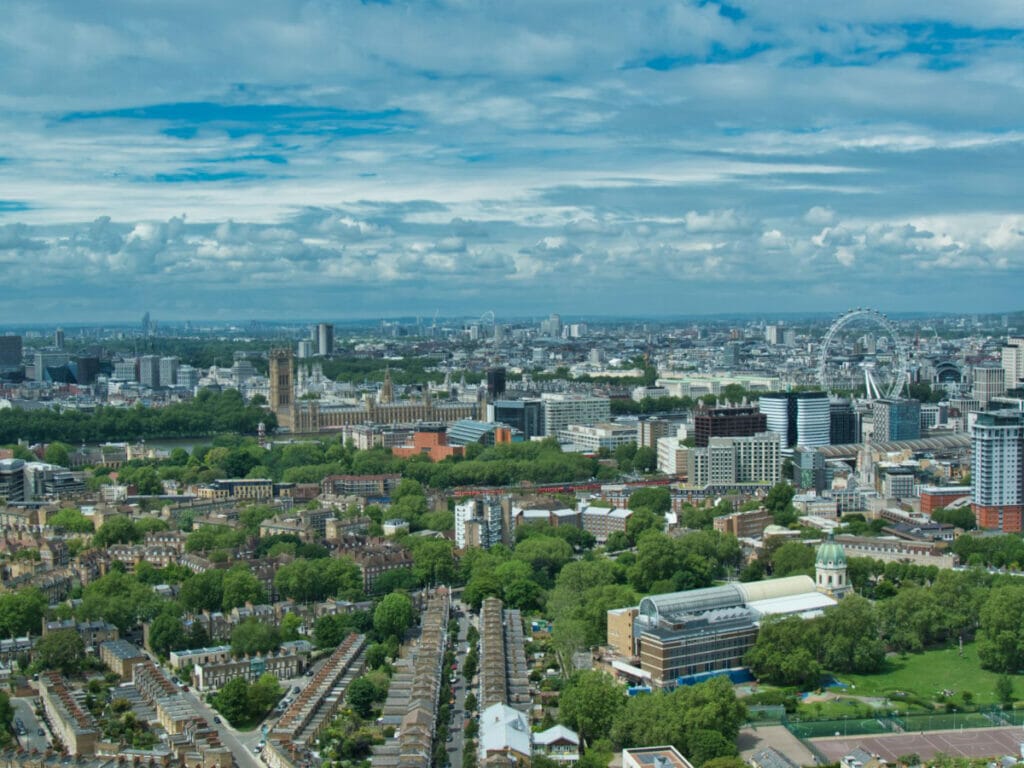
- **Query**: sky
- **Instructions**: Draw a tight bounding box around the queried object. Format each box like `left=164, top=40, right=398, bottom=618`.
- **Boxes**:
left=1, top=1, right=1023, bottom=323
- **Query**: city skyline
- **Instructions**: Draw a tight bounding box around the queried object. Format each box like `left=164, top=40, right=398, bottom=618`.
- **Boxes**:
left=1, top=2, right=1023, bottom=321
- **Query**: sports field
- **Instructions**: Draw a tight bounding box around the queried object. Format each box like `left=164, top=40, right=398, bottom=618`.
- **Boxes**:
left=787, top=717, right=891, bottom=739
left=812, top=726, right=1024, bottom=762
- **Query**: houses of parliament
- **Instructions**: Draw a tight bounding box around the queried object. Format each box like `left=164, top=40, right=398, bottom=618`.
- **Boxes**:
left=268, top=349, right=481, bottom=434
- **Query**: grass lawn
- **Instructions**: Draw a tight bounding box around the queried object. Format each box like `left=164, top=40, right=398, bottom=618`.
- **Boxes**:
left=837, top=642, right=1020, bottom=709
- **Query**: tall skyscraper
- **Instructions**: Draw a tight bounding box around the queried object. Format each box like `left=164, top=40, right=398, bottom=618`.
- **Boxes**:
left=72, top=356, right=100, bottom=385
left=0, top=335, right=22, bottom=371
left=829, top=397, right=861, bottom=445
left=1001, top=337, right=1024, bottom=390
left=316, top=323, right=334, bottom=357
left=971, top=410, right=1024, bottom=532
left=139, top=355, right=161, bottom=388
left=873, top=398, right=921, bottom=441
left=972, top=363, right=1007, bottom=408
left=486, top=367, right=506, bottom=399
left=159, top=356, right=179, bottom=387
left=54, top=327, right=64, bottom=350
left=758, top=392, right=830, bottom=449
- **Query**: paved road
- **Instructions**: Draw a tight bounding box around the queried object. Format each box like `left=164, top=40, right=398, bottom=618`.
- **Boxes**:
left=179, top=687, right=263, bottom=768
left=11, top=697, right=49, bottom=753
left=448, top=604, right=474, bottom=768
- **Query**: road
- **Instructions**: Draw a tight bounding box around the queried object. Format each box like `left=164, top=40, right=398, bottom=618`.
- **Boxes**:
left=447, top=603, right=474, bottom=768
left=179, top=687, right=263, bottom=768
left=11, top=696, right=49, bottom=753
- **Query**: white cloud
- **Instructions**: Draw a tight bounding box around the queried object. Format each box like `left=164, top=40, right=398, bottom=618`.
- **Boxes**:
left=0, top=1, right=1022, bottom=317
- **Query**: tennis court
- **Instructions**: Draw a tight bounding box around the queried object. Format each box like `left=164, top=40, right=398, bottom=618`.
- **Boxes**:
left=812, top=726, right=1024, bottom=762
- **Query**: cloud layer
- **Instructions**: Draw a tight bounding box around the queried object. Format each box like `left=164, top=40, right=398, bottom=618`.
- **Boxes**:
left=0, top=1, right=1022, bottom=320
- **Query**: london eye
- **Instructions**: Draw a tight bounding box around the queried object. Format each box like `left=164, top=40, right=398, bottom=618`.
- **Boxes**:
left=817, top=308, right=910, bottom=400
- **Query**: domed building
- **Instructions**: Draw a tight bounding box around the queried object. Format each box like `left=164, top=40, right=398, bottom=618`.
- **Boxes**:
left=815, top=533, right=850, bottom=598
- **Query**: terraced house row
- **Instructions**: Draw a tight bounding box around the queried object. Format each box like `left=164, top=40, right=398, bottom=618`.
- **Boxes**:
left=266, top=632, right=367, bottom=768
left=479, top=597, right=530, bottom=713
left=371, top=588, right=451, bottom=768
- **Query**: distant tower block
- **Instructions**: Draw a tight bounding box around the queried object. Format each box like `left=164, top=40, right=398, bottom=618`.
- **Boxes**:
left=258, top=421, right=267, bottom=448
left=268, top=348, right=295, bottom=430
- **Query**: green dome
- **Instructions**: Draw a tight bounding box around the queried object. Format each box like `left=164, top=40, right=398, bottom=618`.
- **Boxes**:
left=816, top=534, right=846, bottom=567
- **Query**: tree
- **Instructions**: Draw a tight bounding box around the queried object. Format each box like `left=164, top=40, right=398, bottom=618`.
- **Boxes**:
left=93, top=515, right=141, bottom=547
left=50, top=508, right=95, bottom=534
left=80, top=571, right=163, bottom=632
left=625, top=509, right=664, bottom=545
left=978, top=585, right=1024, bottom=672
left=221, top=566, right=266, bottom=611
left=179, top=570, right=225, bottom=613
left=819, top=594, right=885, bottom=674
left=281, top=612, right=303, bottom=641
left=633, top=447, right=658, bottom=474
left=0, top=589, right=47, bottom=637
left=930, top=507, right=976, bottom=531
left=44, top=442, right=70, bottom=467
left=763, top=482, right=796, bottom=525
left=770, top=542, right=815, bottom=577
left=373, top=593, right=414, bottom=641
left=230, top=619, right=280, bottom=657
left=628, top=487, right=671, bottom=515
left=347, top=676, right=379, bottom=718
left=213, top=676, right=251, bottom=725
left=248, top=673, right=282, bottom=715
left=688, top=730, right=737, bottom=767
left=558, top=671, right=625, bottom=747
left=149, top=613, right=188, bottom=657
left=996, top=674, right=1014, bottom=706
left=513, top=536, right=573, bottom=587
left=745, top=615, right=822, bottom=687
left=36, top=629, right=86, bottom=675
left=410, top=539, right=456, bottom=586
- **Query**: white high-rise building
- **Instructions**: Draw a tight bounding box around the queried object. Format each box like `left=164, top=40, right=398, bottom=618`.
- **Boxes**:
left=159, top=356, right=179, bottom=388
left=177, top=365, right=199, bottom=390
left=972, top=363, right=1006, bottom=408
left=1000, top=338, right=1024, bottom=390
left=971, top=410, right=1024, bottom=532
left=455, top=497, right=504, bottom=549
left=758, top=392, right=829, bottom=449
left=540, top=393, right=611, bottom=436
left=686, top=432, right=781, bottom=487
left=139, top=355, right=160, bottom=388
left=316, top=323, right=334, bottom=356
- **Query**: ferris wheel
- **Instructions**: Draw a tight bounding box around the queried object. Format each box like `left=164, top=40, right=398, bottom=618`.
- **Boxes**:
left=817, top=308, right=910, bottom=400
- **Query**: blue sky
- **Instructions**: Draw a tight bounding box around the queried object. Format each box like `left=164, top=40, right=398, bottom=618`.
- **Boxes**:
left=0, top=1, right=1022, bottom=322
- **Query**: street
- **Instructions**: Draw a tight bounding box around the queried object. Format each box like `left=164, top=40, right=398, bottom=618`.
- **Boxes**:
left=11, top=696, right=49, bottom=753
left=447, top=603, right=474, bottom=768
left=179, top=687, right=263, bottom=768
